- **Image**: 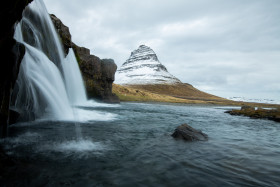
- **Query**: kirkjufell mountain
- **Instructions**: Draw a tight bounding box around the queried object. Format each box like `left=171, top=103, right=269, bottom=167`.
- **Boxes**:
left=115, top=45, right=181, bottom=85
left=114, top=45, right=229, bottom=103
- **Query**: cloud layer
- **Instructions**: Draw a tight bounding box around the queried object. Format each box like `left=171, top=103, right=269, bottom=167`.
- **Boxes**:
left=44, top=0, right=280, bottom=100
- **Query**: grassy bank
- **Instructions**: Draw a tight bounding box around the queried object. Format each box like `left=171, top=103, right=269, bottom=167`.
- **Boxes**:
left=112, top=83, right=280, bottom=108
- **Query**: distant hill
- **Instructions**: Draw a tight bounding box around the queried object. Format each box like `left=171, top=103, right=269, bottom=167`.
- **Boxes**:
left=113, top=83, right=280, bottom=108
left=127, top=83, right=227, bottom=102
left=112, top=84, right=228, bottom=104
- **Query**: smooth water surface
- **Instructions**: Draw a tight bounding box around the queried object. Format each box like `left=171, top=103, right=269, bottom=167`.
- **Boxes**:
left=1, top=103, right=280, bottom=186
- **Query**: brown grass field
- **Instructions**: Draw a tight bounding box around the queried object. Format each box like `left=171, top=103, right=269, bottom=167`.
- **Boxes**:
left=112, top=83, right=280, bottom=108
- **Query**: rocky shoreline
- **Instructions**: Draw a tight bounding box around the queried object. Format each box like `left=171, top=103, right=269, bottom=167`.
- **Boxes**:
left=225, top=105, right=280, bottom=122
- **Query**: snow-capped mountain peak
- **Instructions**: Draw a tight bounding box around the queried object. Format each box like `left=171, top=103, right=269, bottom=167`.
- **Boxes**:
left=115, top=45, right=181, bottom=85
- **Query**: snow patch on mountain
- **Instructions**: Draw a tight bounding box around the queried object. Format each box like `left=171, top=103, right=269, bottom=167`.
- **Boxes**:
left=227, top=96, right=280, bottom=104
left=115, top=45, right=181, bottom=85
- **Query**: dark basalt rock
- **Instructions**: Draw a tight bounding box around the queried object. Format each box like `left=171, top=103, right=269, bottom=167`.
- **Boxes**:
left=50, top=14, right=119, bottom=103
left=0, top=0, right=33, bottom=137
left=50, top=14, right=71, bottom=55
left=172, top=124, right=208, bottom=141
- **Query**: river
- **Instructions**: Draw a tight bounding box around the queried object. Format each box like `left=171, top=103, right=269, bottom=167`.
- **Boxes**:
left=1, top=102, right=280, bottom=186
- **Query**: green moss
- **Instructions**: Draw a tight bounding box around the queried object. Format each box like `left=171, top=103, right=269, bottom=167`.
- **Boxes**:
left=114, top=92, right=151, bottom=102
left=73, top=49, right=81, bottom=66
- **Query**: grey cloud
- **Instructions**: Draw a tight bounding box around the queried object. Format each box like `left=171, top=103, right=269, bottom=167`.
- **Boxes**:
left=44, top=0, right=280, bottom=101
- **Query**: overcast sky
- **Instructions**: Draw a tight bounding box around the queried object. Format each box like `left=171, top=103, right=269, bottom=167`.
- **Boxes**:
left=44, top=0, right=280, bottom=101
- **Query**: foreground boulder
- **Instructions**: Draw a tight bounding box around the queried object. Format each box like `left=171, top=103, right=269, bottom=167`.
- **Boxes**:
left=172, top=124, right=208, bottom=141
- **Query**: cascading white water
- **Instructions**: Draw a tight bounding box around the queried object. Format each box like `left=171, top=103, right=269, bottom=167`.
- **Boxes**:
left=12, top=44, right=74, bottom=120
left=12, top=0, right=87, bottom=120
left=62, top=49, right=87, bottom=105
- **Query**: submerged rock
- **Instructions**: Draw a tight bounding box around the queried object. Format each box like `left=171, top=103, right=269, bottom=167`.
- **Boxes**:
left=172, top=124, right=208, bottom=141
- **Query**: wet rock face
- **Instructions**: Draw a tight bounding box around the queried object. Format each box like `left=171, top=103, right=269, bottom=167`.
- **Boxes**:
left=0, top=0, right=33, bottom=137
left=50, top=14, right=119, bottom=103
left=172, top=124, right=208, bottom=141
left=50, top=14, right=71, bottom=55
left=101, top=59, right=117, bottom=80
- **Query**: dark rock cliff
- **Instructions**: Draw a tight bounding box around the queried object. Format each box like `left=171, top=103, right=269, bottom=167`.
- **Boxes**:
left=0, top=0, right=33, bottom=137
left=50, top=14, right=119, bottom=103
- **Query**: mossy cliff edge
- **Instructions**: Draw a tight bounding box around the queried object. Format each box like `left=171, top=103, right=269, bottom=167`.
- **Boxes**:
left=50, top=14, right=119, bottom=103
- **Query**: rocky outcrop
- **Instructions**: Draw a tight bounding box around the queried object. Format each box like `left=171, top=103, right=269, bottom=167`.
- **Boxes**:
left=50, top=14, right=119, bottom=103
left=0, top=0, right=33, bottom=137
left=73, top=44, right=119, bottom=103
left=172, top=124, right=208, bottom=141
left=225, top=106, right=280, bottom=122
left=50, top=14, right=71, bottom=55
left=115, top=45, right=181, bottom=85
left=241, top=105, right=255, bottom=111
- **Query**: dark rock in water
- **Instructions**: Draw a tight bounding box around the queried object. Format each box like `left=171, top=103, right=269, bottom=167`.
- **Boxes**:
left=50, top=15, right=120, bottom=103
left=274, top=116, right=280, bottom=122
left=225, top=107, right=280, bottom=123
left=8, top=109, right=21, bottom=125
left=0, top=0, right=33, bottom=138
left=172, top=124, right=208, bottom=141
left=0, top=147, right=17, bottom=168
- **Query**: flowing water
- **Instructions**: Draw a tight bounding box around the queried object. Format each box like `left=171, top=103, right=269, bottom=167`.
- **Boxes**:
left=1, top=103, right=280, bottom=186
left=3, top=0, right=280, bottom=186
left=62, top=48, right=87, bottom=106
left=12, top=0, right=87, bottom=121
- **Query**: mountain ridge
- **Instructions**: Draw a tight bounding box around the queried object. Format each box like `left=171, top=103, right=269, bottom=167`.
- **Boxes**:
left=115, top=45, right=181, bottom=85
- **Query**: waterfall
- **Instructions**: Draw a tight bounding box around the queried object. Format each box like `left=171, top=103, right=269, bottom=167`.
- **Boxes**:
left=11, top=0, right=87, bottom=121
left=62, top=49, right=87, bottom=105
